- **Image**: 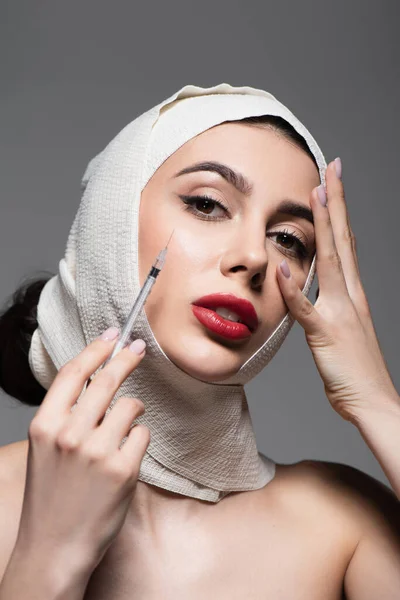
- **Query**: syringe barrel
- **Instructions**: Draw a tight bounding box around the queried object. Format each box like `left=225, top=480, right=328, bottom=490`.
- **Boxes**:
left=102, top=274, right=157, bottom=367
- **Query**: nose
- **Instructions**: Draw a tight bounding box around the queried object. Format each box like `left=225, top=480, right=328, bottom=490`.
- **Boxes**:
left=219, top=222, right=268, bottom=290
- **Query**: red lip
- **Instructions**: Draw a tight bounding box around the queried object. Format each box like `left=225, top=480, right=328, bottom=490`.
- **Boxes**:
left=191, top=293, right=259, bottom=340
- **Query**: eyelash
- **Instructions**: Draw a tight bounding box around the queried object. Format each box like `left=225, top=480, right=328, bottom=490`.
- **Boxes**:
left=179, top=194, right=310, bottom=260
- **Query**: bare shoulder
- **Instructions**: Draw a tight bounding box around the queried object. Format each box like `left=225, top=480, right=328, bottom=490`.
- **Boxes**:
left=273, top=458, right=400, bottom=587
left=0, top=438, right=29, bottom=519
left=0, top=439, right=29, bottom=581
left=0, top=439, right=29, bottom=483
left=298, top=459, right=398, bottom=525
left=274, top=458, right=400, bottom=532
left=294, top=459, right=400, bottom=597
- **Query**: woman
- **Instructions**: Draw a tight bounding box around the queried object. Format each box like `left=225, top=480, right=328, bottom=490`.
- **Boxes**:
left=0, top=83, right=399, bottom=598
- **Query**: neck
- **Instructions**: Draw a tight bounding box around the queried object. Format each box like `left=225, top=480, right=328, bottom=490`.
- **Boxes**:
left=128, top=480, right=208, bottom=528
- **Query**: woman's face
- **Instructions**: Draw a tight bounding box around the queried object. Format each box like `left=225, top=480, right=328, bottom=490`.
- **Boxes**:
left=139, top=122, right=320, bottom=382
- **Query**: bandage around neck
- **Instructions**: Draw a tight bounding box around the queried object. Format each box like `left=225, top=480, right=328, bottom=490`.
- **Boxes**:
left=29, top=83, right=327, bottom=502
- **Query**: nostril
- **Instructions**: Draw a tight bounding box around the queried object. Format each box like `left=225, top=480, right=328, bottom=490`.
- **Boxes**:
left=251, top=273, right=262, bottom=287
left=231, top=265, right=246, bottom=273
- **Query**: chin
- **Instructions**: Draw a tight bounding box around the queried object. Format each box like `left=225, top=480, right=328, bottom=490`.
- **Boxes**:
left=161, top=341, right=241, bottom=383
left=175, top=359, right=238, bottom=383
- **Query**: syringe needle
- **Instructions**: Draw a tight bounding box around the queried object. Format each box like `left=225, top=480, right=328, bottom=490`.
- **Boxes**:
left=154, top=229, right=175, bottom=270
left=166, top=228, right=175, bottom=248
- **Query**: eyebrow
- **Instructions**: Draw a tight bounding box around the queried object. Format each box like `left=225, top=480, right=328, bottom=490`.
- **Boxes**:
left=174, top=161, right=253, bottom=196
left=277, top=199, right=314, bottom=226
left=174, top=160, right=314, bottom=226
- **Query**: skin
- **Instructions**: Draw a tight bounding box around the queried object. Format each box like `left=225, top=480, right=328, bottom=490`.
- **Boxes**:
left=0, top=123, right=400, bottom=599
left=139, top=122, right=318, bottom=381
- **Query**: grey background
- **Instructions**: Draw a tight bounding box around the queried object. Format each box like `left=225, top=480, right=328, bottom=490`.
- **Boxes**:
left=1, top=1, right=399, bottom=491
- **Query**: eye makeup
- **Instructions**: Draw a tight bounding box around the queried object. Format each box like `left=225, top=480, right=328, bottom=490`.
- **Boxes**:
left=179, top=194, right=313, bottom=261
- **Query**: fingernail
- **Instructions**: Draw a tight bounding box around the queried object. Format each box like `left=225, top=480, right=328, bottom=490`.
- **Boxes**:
left=280, top=259, right=291, bottom=278
left=317, top=184, right=327, bottom=206
left=334, top=157, right=342, bottom=179
left=129, top=339, right=146, bottom=355
left=99, top=326, right=119, bottom=341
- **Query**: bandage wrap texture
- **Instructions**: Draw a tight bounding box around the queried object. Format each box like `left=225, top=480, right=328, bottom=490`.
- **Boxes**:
left=29, top=83, right=327, bottom=502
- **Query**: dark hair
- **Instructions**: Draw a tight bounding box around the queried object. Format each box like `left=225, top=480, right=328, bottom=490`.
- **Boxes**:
left=236, top=114, right=319, bottom=171
left=0, top=273, right=53, bottom=405
left=0, top=115, right=319, bottom=406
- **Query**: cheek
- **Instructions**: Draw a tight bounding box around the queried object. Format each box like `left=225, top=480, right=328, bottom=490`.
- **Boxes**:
left=297, top=253, right=316, bottom=289
left=139, top=193, right=215, bottom=283
left=138, top=205, right=209, bottom=310
left=140, top=246, right=192, bottom=333
left=138, top=199, right=170, bottom=286
left=161, top=229, right=214, bottom=288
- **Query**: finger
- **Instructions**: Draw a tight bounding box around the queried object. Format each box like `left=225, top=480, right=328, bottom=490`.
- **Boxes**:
left=38, top=327, right=121, bottom=423
left=67, top=342, right=146, bottom=438
left=90, top=396, right=145, bottom=453
left=277, top=259, right=325, bottom=337
left=324, top=160, right=362, bottom=295
left=119, top=423, right=151, bottom=474
left=312, top=182, right=348, bottom=301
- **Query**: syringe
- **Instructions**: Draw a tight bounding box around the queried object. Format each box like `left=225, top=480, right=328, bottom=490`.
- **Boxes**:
left=103, top=237, right=172, bottom=367
left=84, top=230, right=174, bottom=393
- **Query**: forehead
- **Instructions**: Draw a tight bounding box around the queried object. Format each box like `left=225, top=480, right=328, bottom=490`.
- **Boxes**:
left=152, top=122, right=320, bottom=194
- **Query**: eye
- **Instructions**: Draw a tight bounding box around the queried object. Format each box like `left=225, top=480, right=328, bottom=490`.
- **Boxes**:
left=179, top=194, right=228, bottom=221
left=179, top=195, right=312, bottom=260
left=267, top=229, right=310, bottom=260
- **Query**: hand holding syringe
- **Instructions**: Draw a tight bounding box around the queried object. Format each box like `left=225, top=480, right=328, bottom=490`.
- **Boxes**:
left=5, top=236, right=174, bottom=596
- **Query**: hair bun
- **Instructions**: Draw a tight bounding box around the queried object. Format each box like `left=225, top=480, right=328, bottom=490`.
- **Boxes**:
left=0, top=274, right=53, bottom=406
